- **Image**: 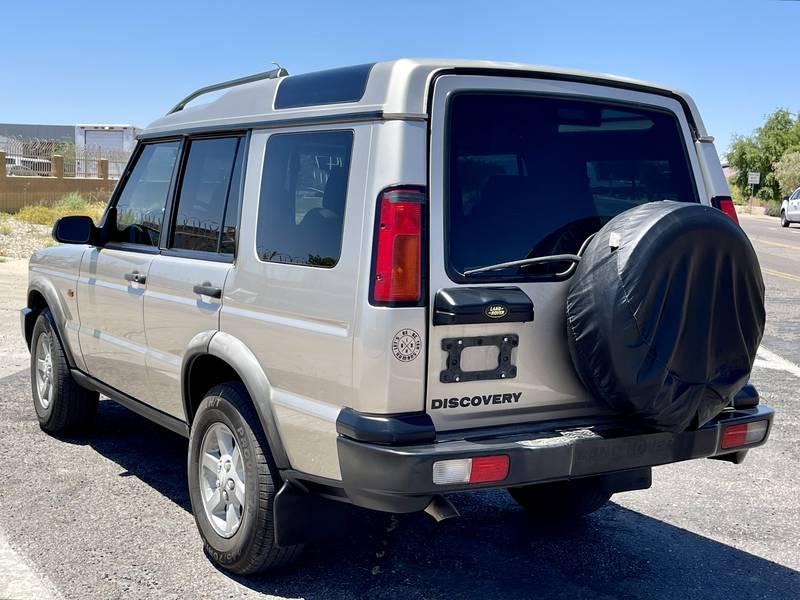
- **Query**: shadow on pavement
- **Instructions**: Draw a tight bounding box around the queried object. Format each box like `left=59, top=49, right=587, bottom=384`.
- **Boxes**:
left=64, top=398, right=799, bottom=600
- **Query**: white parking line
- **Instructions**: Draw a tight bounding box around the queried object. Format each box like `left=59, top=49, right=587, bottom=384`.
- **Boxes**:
left=754, top=346, right=800, bottom=378
left=0, top=531, right=57, bottom=600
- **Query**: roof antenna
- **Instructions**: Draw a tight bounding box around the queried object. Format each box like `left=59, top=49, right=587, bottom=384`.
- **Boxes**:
left=272, top=61, right=288, bottom=76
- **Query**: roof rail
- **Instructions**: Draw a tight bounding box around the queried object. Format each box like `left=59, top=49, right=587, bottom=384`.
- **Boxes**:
left=167, top=66, right=289, bottom=115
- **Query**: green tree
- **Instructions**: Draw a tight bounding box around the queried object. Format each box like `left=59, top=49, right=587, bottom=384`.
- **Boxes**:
left=727, top=109, right=800, bottom=202
left=774, top=151, right=800, bottom=197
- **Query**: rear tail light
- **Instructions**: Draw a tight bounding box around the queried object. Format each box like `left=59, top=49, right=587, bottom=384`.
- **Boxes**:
left=720, top=420, right=768, bottom=449
left=711, top=196, right=739, bottom=224
left=432, top=455, right=510, bottom=485
left=371, top=187, right=425, bottom=304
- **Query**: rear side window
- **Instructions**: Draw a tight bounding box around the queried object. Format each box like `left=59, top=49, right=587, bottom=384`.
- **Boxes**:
left=447, top=94, right=698, bottom=281
left=256, top=130, right=352, bottom=267
left=170, top=136, right=243, bottom=255
left=113, top=141, right=180, bottom=246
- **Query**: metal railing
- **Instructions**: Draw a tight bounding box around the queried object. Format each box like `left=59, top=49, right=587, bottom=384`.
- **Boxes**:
left=0, top=135, right=131, bottom=179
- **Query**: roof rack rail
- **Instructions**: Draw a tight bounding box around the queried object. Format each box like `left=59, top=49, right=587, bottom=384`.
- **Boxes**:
left=167, top=66, right=289, bottom=115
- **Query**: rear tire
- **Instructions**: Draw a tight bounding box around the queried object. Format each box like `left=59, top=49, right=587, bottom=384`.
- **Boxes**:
left=30, top=309, right=98, bottom=434
left=509, top=478, right=612, bottom=520
left=781, top=211, right=790, bottom=227
left=187, top=382, right=303, bottom=574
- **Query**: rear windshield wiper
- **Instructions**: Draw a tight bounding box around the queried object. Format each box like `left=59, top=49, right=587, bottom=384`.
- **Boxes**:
left=462, top=233, right=597, bottom=278
left=463, top=254, right=581, bottom=277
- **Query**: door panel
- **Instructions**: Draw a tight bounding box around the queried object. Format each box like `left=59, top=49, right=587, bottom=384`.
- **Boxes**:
left=143, top=256, right=229, bottom=418
left=77, top=247, right=155, bottom=401
left=426, top=75, right=709, bottom=431
left=76, top=139, right=181, bottom=403
left=141, top=135, right=244, bottom=418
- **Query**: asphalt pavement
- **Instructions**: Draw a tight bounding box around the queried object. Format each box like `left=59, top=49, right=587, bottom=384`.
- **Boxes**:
left=0, top=213, right=798, bottom=599
left=739, top=213, right=800, bottom=365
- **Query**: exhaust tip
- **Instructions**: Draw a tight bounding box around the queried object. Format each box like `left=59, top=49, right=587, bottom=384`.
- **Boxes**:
left=423, top=495, right=460, bottom=523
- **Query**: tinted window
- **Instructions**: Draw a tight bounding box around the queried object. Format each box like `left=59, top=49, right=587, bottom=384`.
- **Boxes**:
left=114, top=141, right=180, bottom=246
left=447, top=94, right=697, bottom=280
left=256, top=131, right=352, bottom=267
left=274, top=64, right=374, bottom=109
left=171, top=137, right=241, bottom=254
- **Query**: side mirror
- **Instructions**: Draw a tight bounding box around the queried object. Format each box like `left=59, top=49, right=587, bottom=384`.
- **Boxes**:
left=52, top=215, right=97, bottom=245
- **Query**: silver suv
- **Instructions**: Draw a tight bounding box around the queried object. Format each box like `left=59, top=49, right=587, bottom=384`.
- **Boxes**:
left=22, top=59, right=773, bottom=575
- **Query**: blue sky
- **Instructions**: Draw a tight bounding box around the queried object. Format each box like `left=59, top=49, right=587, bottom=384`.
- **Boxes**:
left=2, top=0, right=798, bottom=156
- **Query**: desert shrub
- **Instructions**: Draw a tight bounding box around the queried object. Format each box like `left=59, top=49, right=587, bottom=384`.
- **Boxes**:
left=16, top=193, right=105, bottom=225
left=53, top=192, right=90, bottom=211
left=774, top=151, right=800, bottom=197
left=764, top=201, right=782, bottom=217
left=15, top=205, right=58, bottom=225
left=729, top=182, right=746, bottom=205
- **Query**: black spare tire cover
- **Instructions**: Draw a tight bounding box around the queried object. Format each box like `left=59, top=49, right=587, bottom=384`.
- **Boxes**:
left=566, top=201, right=765, bottom=432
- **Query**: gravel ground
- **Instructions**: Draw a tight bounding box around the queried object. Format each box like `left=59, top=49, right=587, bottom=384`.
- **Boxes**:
left=0, top=214, right=51, bottom=259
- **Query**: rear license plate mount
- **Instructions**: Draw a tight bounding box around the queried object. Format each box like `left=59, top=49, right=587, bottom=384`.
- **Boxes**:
left=440, top=334, right=518, bottom=383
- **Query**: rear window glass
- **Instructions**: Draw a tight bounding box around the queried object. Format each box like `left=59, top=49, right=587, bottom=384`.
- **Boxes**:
left=447, top=94, right=698, bottom=281
left=256, top=130, right=352, bottom=267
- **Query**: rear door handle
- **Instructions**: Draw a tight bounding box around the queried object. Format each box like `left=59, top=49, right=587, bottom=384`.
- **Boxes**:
left=124, top=271, right=146, bottom=284
left=193, top=283, right=222, bottom=299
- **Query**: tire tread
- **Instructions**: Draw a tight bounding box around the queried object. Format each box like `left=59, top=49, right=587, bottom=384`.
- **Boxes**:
left=31, top=310, right=98, bottom=434
left=194, top=382, right=303, bottom=574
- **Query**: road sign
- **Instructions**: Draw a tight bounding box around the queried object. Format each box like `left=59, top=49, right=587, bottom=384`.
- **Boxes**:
left=748, top=172, right=761, bottom=185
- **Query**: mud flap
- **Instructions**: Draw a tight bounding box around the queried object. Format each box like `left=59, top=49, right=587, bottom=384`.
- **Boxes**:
left=273, top=481, right=349, bottom=547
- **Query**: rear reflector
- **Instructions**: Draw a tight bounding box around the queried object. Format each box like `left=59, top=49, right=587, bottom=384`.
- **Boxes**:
left=720, top=420, right=768, bottom=449
left=470, top=455, right=511, bottom=483
left=712, top=196, right=739, bottom=224
left=432, top=455, right=509, bottom=485
left=372, top=187, right=424, bottom=304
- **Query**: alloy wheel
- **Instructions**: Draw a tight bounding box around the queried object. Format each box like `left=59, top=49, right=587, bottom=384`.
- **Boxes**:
left=198, top=422, right=247, bottom=538
left=35, top=333, right=54, bottom=410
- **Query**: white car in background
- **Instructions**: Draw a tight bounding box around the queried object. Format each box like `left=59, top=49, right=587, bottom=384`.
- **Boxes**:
left=4, top=156, right=51, bottom=176
left=781, top=187, right=800, bottom=227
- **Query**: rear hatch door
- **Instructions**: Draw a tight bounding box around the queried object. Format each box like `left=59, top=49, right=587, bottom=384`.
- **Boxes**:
left=426, top=74, right=708, bottom=431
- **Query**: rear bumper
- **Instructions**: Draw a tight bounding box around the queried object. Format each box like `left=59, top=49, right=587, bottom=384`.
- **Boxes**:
left=335, top=404, right=774, bottom=513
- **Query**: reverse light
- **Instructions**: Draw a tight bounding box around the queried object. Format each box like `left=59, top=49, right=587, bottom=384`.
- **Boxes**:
left=372, top=187, right=424, bottom=304
left=712, top=196, right=739, bottom=224
left=720, top=420, right=768, bottom=449
left=432, top=455, right=510, bottom=485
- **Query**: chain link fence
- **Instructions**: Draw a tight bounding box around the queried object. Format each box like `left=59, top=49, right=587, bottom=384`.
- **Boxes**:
left=0, top=135, right=131, bottom=179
